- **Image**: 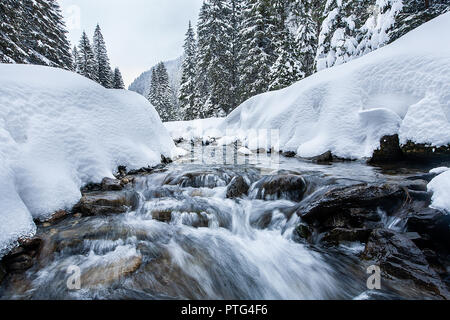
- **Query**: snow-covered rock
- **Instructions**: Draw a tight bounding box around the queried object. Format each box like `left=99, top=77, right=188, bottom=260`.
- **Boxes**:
left=223, top=12, right=450, bottom=159
left=0, top=64, right=176, bottom=256
left=428, top=170, right=450, bottom=214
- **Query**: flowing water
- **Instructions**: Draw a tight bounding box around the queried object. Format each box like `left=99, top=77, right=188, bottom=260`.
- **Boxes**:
left=0, top=142, right=439, bottom=300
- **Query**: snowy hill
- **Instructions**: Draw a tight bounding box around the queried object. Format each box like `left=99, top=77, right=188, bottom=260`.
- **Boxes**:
left=222, top=12, right=450, bottom=159
left=128, top=56, right=183, bottom=98
left=0, top=64, right=177, bottom=256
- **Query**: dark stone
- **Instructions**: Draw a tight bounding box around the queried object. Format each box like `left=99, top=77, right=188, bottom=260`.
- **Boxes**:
left=226, top=176, right=250, bottom=199
left=322, top=228, right=372, bottom=245
left=363, top=229, right=449, bottom=298
left=281, top=151, right=296, bottom=158
left=2, top=237, right=42, bottom=273
left=401, top=140, right=450, bottom=161
left=401, top=179, right=429, bottom=192
left=297, top=184, right=406, bottom=225
left=174, top=137, right=184, bottom=144
left=101, top=177, right=123, bottom=191
left=406, top=207, right=450, bottom=251
left=310, top=151, right=333, bottom=163
left=152, top=210, right=172, bottom=223
left=294, top=224, right=313, bottom=241
left=369, top=134, right=404, bottom=164
left=161, top=155, right=172, bottom=164
left=73, top=190, right=139, bottom=216
left=42, top=210, right=68, bottom=224
left=253, top=174, right=307, bottom=202
left=164, top=171, right=231, bottom=189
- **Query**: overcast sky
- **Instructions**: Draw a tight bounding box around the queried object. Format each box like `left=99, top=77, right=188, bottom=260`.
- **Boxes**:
left=59, top=0, right=203, bottom=87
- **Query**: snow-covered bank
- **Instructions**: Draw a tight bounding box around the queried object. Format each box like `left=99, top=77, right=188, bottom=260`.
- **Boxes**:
left=428, top=168, right=450, bottom=214
left=222, top=12, right=450, bottom=159
left=0, top=64, right=177, bottom=256
left=165, top=117, right=225, bottom=141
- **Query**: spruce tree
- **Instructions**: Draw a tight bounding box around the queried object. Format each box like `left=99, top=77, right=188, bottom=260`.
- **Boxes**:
left=178, top=21, right=198, bottom=120
left=77, top=31, right=98, bottom=82
left=0, top=0, right=28, bottom=63
left=148, top=63, right=176, bottom=122
left=72, top=46, right=80, bottom=73
left=113, top=68, right=125, bottom=89
left=92, top=24, right=113, bottom=88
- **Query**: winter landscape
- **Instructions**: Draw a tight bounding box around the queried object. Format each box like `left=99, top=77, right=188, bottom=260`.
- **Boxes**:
left=0, top=0, right=450, bottom=302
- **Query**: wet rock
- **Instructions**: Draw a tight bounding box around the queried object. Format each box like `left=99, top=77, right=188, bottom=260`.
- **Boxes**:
left=161, top=154, right=172, bottom=164
left=81, top=254, right=142, bottom=288
left=297, top=184, right=406, bottom=224
left=253, top=174, right=307, bottom=202
left=2, top=237, right=42, bottom=273
left=363, top=229, right=449, bottom=298
left=369, top=134, right=404, bottom=164
left=401, top=179, right=429, bottom=192
left=73, top=191, right=139, bottom=216
left=226, top=176, right=249, bottom=199
left=44, top=210, right=68, bottom=224
left=101, top=177, right=123, bottom=191
left=310, top=151, right=333, bottom=163
left=406, top=207, right=450, bottom=252
left=152, top=210, right=173, bottom=223
left=322, top=228, right=372, bottom=245
left=174, top=137, right=184, bottom=144
left=401, top=140, right=450, bottom=161
left=164, top=171, right=230, bottom=188
left=294, top=224, right=313, bottom=241
left=281, top=151, right=296, bottom=158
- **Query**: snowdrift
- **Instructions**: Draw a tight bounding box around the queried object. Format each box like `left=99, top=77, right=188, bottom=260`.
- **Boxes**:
left=223, top=12, right=450, bottom=159
left=0, top=64, right=176, bottom=256
left=428, top=168, right=450, bottom=214
left=165, top=117, right=225, bottom=142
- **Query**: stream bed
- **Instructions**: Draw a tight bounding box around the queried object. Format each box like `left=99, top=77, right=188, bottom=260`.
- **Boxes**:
left=0, top=142, right=448, bottom=300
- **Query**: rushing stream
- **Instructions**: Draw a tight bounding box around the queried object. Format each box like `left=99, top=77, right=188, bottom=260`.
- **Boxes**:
left=0, top=141, right=444, bottom=300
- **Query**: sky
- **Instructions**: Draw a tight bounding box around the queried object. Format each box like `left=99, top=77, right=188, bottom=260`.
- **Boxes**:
left=59, top=0, right=203, bottom=87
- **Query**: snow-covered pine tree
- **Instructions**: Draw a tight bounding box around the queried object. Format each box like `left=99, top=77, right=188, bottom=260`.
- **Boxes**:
left=268, top=0, right=303, bottom=90
left=92, top=24, right=113, bottom=88
left=113, top=67, right=125, bottom=89
left=21, top=0, right=73, bottom=70
left=290, top=0, right=321, bottom=77
left=148, top=62, right=176, bottom=122
left=315, top=0, right=360, bottom=71
left=0, top=0, right=72, bottom=69
left=194, top=0, right=234, bottom=118
left=238, top=0, right=278, bottom=102
left=72, top=46, right=80, bottom=72
left=0, top=0, right=28, bottom=63
left=77, top=31, right=98, bottom=82
left=178, top=21, right=198, bottom=120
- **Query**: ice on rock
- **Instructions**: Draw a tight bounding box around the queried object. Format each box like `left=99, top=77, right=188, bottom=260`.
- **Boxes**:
left=0, top=64, right=177, bottom=256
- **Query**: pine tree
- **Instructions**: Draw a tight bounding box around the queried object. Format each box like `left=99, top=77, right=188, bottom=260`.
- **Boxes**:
left=178, top=21, right=198, bottom=120
left=92, top=24, right=113, bottom=88
left=238, top=0, right=278, bottom=102
left=77, top=31, right=98, bottom=82
left=112, top=67, right=125, bottom=89
left=72, top=46, right=80, bottom=72
left=22, top=0, right=73, bottom=69
left=194, top=0, right=235, bottom=118
left=0, top=0, right=72, bottom=69
left=148, top=62, right=176, bottom=122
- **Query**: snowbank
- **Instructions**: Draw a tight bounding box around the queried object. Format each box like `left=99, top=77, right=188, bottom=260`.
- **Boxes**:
left=0, top=64, right=176, bottom=256
left=428, top=170, right=450, bottom=214
left=165, top=118, right=225, bottom=141
left=222, top=13, right=450, bottom=158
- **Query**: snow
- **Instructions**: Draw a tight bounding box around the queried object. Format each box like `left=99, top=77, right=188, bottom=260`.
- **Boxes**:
left=429, top=167, right=450, bottom=175
left=0, top=64, right=176, bottom=257
left=222, top=12, right=450, bottom=159
left=428, top=170, right=450, bottom=214
left=164, top=118, right=225, bottom=141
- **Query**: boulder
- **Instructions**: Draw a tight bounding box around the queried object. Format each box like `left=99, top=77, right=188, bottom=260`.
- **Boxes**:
left=73, top=190, right=139, bottom=216
left=363, top=229, right=449, bottom=298
left=252, top=174, right=307, bottom=202
left=294, top=224, right=313, bottom=242
left=226, top=176, right=250, bottom=199
left=401, top=141, right=450, bottom=161
left=322, top=228, right=372, bottom=245
left=369, top=134, right=404, bottom=164
left=101, top=177, right=123, bottom=191
left=310, top=151, right=333, bottom=163
left=2, top=237, right=42, bottom=273
left=297, top=184, right=406, bottom=225
left=281, top=151, right=296, bottom=158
